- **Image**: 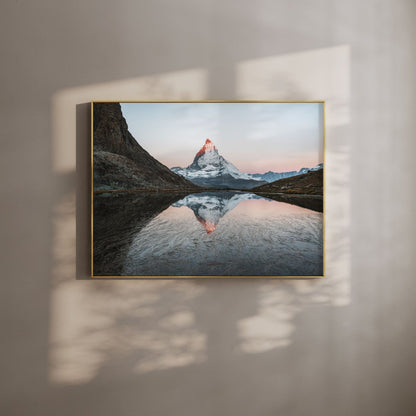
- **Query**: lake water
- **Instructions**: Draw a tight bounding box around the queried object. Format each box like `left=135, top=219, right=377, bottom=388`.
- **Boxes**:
left=118, top=191, right=323, bottom=276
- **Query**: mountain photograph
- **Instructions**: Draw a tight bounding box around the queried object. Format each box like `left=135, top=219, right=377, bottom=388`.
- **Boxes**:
left=92, top=101, right=324, bottom=277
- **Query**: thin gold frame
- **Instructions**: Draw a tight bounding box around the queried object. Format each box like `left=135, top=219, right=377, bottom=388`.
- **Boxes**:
left=90, top=101, right=325, bottom=279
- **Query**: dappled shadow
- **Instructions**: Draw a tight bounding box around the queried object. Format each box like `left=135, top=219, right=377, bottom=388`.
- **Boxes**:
left=50, top=274, right=206, bottom=384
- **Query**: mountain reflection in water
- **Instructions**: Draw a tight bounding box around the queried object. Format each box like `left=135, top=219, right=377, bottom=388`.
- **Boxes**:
left=119, top=191, right=323, bottom=276
left=172, top=191, right=262, bottom=234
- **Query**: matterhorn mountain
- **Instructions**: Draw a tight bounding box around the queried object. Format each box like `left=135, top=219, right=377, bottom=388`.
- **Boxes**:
left=171, top=139, right=267, bottom=189
left=171, top=138, right=323, bottom=189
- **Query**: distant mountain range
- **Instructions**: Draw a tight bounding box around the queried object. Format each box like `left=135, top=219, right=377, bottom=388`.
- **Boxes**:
left=250, top=163, right=323, bottom=182
left=172, top=138, right=323, bottom=189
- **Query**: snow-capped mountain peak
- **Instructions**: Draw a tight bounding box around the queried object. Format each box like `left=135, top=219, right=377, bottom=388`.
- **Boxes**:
left=195, top=138, right=217, bottom=157
left=172, top=139, right=257, bottom=187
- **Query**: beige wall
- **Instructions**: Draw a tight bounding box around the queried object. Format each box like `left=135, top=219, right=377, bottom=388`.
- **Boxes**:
left=1, top=1, right=415, bottom=415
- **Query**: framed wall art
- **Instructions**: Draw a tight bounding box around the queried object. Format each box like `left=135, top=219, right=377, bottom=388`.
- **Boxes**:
left=91, top=101, right=324, bottom=278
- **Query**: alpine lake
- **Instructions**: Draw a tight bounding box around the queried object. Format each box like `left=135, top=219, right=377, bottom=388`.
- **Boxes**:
left=93, top=190, right=323, bottom=277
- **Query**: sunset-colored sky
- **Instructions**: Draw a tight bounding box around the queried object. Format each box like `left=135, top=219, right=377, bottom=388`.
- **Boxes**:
left=121, top=102, right=323, bottom=173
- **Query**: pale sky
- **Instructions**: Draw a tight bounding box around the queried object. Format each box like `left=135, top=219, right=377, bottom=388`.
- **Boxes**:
left=120, top=102, right=323, bottom=173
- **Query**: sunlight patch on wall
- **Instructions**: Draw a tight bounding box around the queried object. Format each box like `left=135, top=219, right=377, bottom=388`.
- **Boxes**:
left=133, top=310, right=206, bottom=374
left=238, top=287, right=298, bottom=353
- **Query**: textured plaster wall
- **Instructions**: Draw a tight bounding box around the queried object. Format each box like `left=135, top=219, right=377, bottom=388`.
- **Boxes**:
left=1, top=1, right=415, bottom=415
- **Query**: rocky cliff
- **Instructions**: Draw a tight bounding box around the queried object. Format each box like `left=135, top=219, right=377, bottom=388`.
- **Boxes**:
left=93, top=102, right=198, bottom=191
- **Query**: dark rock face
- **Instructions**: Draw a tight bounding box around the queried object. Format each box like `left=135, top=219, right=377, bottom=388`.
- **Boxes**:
left=252, top=169, right=323, bottom=195
left=93, top=102, right=198, bottom=191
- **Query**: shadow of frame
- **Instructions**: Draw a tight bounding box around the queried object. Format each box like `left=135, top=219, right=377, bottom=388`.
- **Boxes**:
left=76, top=103, right=91, bottom=280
